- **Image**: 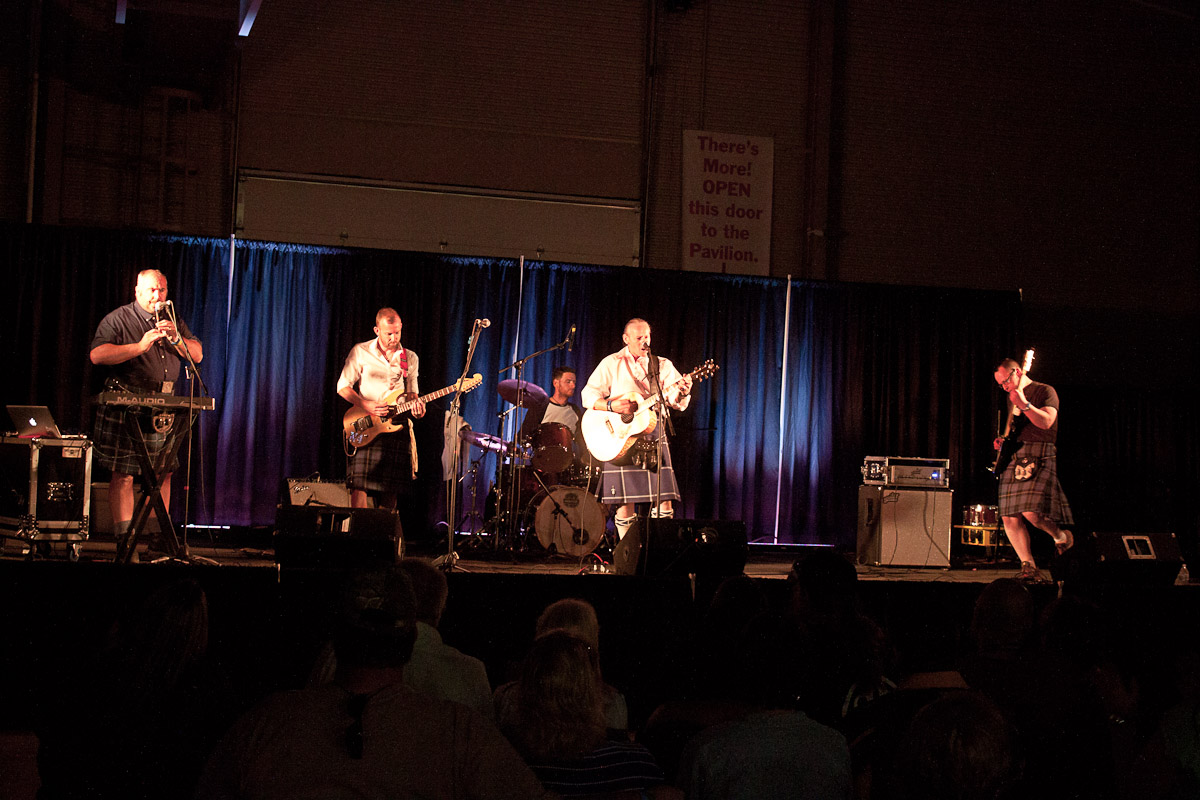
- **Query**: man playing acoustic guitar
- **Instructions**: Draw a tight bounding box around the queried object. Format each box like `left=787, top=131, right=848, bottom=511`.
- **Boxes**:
left=581, top=319, right=693, bottom=541
left=992, top=356, right=1074, bottom=582
left=338, top=308, right=427, bottom=509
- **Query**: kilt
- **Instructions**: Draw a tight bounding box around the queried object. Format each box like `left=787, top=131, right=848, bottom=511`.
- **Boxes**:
left=348, top=427, right=413, bottom=493
left=93, top=403, right=186, bottom=476
left=998, top=441, right=1074, bottom=525
left=597, top=435, right=680, bottom=506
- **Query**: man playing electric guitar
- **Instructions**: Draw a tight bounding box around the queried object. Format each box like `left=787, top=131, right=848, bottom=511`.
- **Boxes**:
left=581, top=318, right=693, bottom=542
left=337, top=307, right=427, bottom=509
left=992, top=355, right=1074, bottom=582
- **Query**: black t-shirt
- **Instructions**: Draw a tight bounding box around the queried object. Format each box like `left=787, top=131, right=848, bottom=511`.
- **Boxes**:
left=90, top=301, right=199, bottom=392
left=1016, top=380, right=1059, bottom=444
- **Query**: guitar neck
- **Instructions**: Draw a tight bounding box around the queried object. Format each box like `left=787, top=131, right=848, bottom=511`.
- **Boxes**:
left=393, top=380, right=477, bottom=413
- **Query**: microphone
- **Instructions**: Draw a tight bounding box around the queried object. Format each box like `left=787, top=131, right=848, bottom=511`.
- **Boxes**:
left=476, top=319, right=491, bottom=328
left=567, top=325, right=576, bottom=352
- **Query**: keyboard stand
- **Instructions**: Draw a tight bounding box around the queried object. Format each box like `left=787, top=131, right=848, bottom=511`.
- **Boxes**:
left=114, top=410, right=214, bottom=565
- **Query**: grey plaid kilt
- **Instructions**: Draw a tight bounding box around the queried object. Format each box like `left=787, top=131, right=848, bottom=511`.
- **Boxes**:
left=998, top=441, right=1074, bottom=524
left=597, top=434, right=680, bottom=506
left=93, top=404, right=186, bottom=476
left=348, top=427, right=413, bottom=493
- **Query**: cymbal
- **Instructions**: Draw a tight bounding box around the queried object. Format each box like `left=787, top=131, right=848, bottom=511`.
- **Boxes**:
left=459, top=429, right=514, bottom=454
left=497, top=379, right=548, bottom=408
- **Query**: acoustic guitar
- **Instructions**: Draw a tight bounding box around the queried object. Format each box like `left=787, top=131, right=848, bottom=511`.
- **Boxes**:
left=581, top=359, right=718, bottom=463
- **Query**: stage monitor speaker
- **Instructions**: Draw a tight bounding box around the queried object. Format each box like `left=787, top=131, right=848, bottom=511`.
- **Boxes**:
left=857, top=485, right=952, bottom=568
left=283, top=478, right=353, bottom=507
left=613, top=518, right=748, bottom=578
left=274, top=505, right=403, bottom=569
left=1054, top=531, right=1183, bottom=586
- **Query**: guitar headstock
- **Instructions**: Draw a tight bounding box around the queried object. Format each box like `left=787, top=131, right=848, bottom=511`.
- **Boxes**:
left=460, top=374, right=483, bottom=392
left=691, top=359, right=720, bottom=383
left=1021, top=348, right=1035, bottom=374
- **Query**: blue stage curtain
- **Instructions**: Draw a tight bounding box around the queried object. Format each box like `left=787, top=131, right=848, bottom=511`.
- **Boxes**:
left=184, top=240, right=341, bottom=526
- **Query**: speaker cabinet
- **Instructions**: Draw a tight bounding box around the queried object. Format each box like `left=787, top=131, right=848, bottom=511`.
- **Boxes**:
left=1054, top=532, right=1184, bottom=586
left=857, top=486, right=952, bottom=568
left=274, top=505, right=403, bottom=568
left=613, top=518, right=748, bottom=578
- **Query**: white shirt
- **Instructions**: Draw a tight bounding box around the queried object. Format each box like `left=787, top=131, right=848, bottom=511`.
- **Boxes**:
left=337, top=339, right=420, bottom=403
left=582, top=346, right=691, bottom=412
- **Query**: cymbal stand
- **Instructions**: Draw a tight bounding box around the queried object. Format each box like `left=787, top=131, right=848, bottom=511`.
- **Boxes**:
left=482, top=405, right=521, bottom=550
left=495, top=330, right=573, bottom=551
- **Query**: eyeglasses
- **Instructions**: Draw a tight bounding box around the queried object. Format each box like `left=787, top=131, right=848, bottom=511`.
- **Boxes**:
left=999, top=368, right=1017, bottom=389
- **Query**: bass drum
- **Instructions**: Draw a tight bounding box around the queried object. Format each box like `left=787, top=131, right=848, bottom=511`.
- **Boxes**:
left=531, top=485, right=606, bottom=557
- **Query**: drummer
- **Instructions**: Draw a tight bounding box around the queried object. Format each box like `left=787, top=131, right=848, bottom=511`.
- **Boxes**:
left=517, top=366, right=585, bottom=463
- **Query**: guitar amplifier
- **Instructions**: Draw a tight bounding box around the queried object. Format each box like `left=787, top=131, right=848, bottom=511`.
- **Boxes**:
left=284, top=478, right=353, bottom=508
left=861, top=456, right=951, bottom=488
left=857, top=485, right=952, bottom=568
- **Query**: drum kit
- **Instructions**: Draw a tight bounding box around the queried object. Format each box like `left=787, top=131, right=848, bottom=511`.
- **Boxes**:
left=459, top=378, right=606, bottom=557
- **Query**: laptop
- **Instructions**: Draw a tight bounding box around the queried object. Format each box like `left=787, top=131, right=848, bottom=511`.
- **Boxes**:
left=6, top=405, right=63, bottom=438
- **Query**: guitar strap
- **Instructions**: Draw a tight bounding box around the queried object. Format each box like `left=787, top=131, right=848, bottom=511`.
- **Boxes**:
left=624, top=353, right=654, bottom=397
left=408, top=419, right=418, bottom=479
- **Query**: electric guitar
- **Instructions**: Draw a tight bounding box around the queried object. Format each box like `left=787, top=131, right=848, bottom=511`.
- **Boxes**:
left=343, top=373, right=483, bottom=453
left=581, top=359, right=719, bottom=463
left=989, top=349, right=1035, bottom=476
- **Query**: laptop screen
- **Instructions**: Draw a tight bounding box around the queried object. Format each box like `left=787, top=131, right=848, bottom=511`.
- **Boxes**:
left=6, top=405, right=62, bottom=438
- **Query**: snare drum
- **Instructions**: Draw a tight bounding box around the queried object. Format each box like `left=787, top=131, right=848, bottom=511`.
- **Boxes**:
left=530, top=422, right=574, bottom=473
left=529, top=485, right=606, bottom=557
left=962, top=504, right=999, bottom=527
left=563, top=460, right=603, bottom=490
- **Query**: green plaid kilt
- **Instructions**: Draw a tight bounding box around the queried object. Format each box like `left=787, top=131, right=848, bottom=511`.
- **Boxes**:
left=597, top=434, right=679, bottom=506
left=93, top=404, right=185, bottom=476
left=348, top=427, right=414, bottom=493
left=998, top=441, right=1074, bottom=525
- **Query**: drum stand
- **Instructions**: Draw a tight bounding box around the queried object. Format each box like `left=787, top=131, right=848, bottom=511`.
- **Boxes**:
left=492, top=329, right=574, bottom=554
left=454, top=452, right=486, bottom=543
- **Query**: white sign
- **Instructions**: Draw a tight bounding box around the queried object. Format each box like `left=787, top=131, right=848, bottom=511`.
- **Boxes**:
left=680, top=130, right=774, bottom=274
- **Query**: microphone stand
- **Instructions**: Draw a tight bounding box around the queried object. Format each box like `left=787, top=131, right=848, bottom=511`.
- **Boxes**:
left=141, top=304, right=216, bottom=565
left=435, top=319, right=486, bottom=571
left=643, top=348, right=673, bottom=573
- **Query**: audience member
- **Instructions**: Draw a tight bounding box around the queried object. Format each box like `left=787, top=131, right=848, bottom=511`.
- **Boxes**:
left=674, top=613, right=852, bottom=800
left=394, top=557, right=494, bottom=718
left=36, top=578, right=236, bottom=800
left=196, top=568, right=550, bottom=800
left=496, top=597, right=628, bottom=732
left=885, top=690, right=1022, bottom=800
left=499, top=631, right=666, bottom=797
left=786, top=549, right=896, bottom=726
left=639, top=575, right=772, bottom=782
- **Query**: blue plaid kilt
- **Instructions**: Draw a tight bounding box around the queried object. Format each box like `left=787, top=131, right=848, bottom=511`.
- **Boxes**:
left=348, top=427, right=414, bottom=493
left=597, top=433, right=680, bottom=506
left=998, top=441, right=1074, bottom=525
left=93, top=404, right=186, bottom=476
